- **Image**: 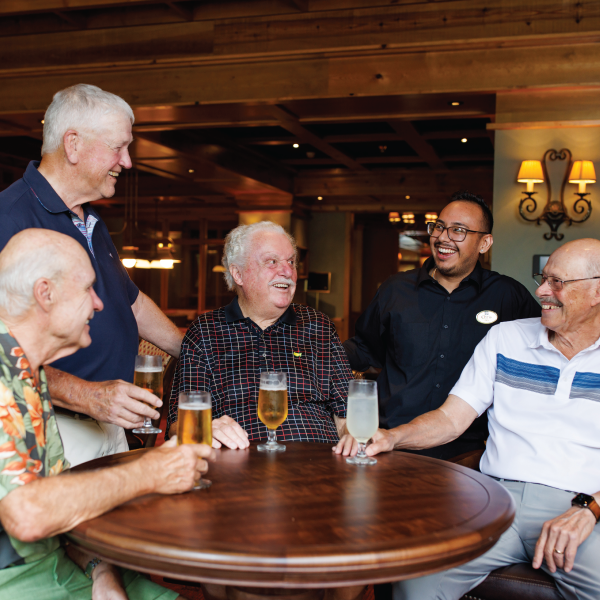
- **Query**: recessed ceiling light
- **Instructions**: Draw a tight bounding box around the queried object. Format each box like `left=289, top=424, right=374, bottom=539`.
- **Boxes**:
left=461, top=138, right=468, bottom=143
left=317, top=196, right=323, bottom=201
left=188, top=168, right=195, bottom=173
left=293, top=143, right=300, bottom=148
left=449, top=101, right=463, bottom=106
left=405, top=195, right=410, bottom=200
left=40, top=119, right=45, bottom=124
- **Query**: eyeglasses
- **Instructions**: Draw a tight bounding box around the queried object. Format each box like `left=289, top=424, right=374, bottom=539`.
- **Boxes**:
left=426, top=222, right=489, bottom=242
left=533, top=273, right=600, bottom=291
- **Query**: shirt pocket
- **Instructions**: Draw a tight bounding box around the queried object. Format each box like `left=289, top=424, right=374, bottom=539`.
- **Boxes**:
left=284, top=345, right=321, bottom=404
left=390, top=322, right=430, bottom=367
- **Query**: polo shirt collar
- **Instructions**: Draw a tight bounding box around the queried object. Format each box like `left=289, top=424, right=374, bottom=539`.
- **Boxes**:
left=417, top=256, right=484, bottom=290
left=224, top=296, right=297, bottom=326
left=23, top=161, right=98, bottom=219
left=530, top=321, right=600, bottom=353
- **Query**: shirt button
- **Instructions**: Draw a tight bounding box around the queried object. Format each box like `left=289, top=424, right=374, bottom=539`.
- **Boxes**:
left=443, top=324, right=448, bottom=329
left=436, top=383, right=441, bottom=388
left=440, top=354, right=444, bottom=359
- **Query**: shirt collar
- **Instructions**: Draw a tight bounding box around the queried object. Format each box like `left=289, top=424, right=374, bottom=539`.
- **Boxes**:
left=417, top=256, right=484, bottom=290
left=529, top=321, right=600, bottom=353
left=224, top=296, right=297, bottom=327
left=23, top=161, right=97, bottom=219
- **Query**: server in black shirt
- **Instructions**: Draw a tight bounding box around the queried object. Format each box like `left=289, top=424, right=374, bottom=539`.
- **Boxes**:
left=336, top=192, right=541, bottom=460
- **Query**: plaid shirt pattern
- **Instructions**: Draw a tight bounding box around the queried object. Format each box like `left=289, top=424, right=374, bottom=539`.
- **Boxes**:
left=167, top=299, right=352, bottom=443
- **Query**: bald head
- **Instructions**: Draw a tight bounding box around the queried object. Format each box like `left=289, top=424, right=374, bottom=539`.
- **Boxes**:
left=0, top=229, right=90, bottom=319
left=547, top=238, right=600, bottom=280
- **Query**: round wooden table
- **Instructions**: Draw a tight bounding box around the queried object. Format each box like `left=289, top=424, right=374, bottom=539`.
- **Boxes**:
left=68, top=442, right=514, bottom=592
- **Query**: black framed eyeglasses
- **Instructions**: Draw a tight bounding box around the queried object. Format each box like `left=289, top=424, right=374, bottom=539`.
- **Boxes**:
left=426, top=222, right=489, bottom=242
left=533, top=273, right=600, bottom=291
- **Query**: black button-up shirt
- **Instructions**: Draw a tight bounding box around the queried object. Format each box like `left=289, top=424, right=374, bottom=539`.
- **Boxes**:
left=167, top=298, right=351, bottom=443
left=343, top=258, right=541, bottom=459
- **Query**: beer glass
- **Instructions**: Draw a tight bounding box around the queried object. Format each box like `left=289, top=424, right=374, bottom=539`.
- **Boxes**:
left=346, top=379, right=378, bottom=466
left=178, top=391, right=213, bottom=490
left=257, top=372, right=288, bottom=452
left=132, top=355, right=163, bottom=435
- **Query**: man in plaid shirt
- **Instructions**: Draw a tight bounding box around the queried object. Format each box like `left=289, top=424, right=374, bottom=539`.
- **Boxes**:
left=167, top=221, right=353, bottom=447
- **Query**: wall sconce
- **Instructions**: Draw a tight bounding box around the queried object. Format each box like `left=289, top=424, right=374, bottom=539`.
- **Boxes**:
left=388, top=211, right=401, bottom=223
left=518, top=149, right=595, bottom=240
left=402, top=212, right=415, bottom=224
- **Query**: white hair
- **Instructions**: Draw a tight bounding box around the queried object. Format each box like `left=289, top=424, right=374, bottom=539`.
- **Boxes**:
left=0, top=230, right=75, bottom=319
left=222, top=221, right=297, bottom=292
left=41, top=84, right=135, bottom=155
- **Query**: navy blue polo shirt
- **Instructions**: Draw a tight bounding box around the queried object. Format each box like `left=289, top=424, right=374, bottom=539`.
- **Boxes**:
left=0, top=161, right=139, bottom=383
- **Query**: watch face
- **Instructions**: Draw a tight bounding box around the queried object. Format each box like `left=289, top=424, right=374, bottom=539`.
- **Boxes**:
left=572, top=493, right=595, bottom=507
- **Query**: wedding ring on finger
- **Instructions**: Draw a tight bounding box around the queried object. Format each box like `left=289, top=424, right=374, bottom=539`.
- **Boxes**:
left=554, top=548, right=564, bottom=554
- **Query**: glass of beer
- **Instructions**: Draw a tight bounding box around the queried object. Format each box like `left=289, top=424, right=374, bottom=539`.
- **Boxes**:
left=132, top=355, right=163, bottom=435
left=346, top=379, right=378, bottom=466
left=177, top=391, right=213, bottom=489
left=257, top=372, right=288, bottom=452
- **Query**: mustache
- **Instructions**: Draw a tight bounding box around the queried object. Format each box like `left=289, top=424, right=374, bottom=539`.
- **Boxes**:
left=434, top=241, right=458, bottom=250
left=539, top=296, right=563, bottom=307
left=269, top=278, right=295, bottom=287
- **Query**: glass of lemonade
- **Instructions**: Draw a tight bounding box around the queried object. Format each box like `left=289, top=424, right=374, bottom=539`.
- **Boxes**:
left=346, top=379, right=378, bottom=466
left=132, top=355, right=163, bottom=435
left=257, top=372, right=288, bottom=452
left=177, top=391, right=213, bottom=489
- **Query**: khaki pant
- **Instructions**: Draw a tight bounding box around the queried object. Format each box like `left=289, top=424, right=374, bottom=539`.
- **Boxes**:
left=394, top=480, right=600, bottom=600
left=55, top=412, right=129, bottom=467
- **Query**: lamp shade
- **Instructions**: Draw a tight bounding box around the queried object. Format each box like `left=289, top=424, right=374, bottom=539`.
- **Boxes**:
left=569, top=160, right=596, bottom=184
left=517, top=160, right=544, bottom=183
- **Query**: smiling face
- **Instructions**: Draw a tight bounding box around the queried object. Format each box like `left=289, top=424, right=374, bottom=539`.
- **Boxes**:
left=430, top=201, right=492, bottom=279
left=51, top=254, right=104, bottom=353
left=536, top=244, right=600, bottom=336
left=76, top=112, right=133, bottom=201
left=233, top=230, right=297, bottom=320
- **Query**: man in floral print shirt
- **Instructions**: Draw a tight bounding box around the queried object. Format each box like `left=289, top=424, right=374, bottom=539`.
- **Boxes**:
left=0, top=229, right=212, bottom=599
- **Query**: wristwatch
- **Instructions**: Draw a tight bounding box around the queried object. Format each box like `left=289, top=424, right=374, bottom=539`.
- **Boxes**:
left=84, top=557, right=102, bottom=580
left=571, top=493, right=600, bottom=523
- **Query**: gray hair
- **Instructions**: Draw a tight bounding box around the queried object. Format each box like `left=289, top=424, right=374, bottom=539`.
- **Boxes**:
left=0, top=230, right=82, bottom=319
left=222, top=221, right=297, bottom=291
left=41, top=84, right=135, bottom=155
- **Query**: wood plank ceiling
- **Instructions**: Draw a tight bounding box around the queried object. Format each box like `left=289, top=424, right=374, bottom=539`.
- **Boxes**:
left=0, top=0, right=597, bottom=220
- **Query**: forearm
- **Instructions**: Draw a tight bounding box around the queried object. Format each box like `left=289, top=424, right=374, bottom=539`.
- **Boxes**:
left=133, top=292, right=183, bottom=358
left=45, top=366, right=95, bottom=414
left=1, top=459, right=152, bottom=542
left=387, top=396, right=473, bottom=450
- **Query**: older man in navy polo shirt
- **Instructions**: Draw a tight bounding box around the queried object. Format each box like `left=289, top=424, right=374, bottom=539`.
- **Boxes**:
left=0, top=84, right=183, bottom=465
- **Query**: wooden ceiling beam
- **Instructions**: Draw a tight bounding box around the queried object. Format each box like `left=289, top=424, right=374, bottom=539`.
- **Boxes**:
left=164, top=1, right=193, bottom=21
left=294, top=169, right=493, bottom=197
left=3, top=39, right=598, bottom=114
left=270, top=105, right=367, bottom=172
left=388, top=121, right=447, bottom=171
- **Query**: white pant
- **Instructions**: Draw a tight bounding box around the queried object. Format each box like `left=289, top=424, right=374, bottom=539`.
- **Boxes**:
left=55, top=413, right=129, bottom=467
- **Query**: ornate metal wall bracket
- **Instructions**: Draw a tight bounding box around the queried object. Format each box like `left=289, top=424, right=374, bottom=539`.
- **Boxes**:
left=519, top=148, right=592, bottom=240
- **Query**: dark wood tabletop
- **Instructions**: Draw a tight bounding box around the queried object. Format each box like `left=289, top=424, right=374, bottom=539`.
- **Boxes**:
left=67, top=442, right=514, bottom=588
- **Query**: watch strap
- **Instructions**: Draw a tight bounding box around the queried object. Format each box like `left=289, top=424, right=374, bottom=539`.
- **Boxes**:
left=84, top=557, right=102, bottom=580
left=572, top=493, right=600, bottom=523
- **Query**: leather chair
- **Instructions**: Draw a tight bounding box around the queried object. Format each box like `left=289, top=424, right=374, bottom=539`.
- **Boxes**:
left=450, top=451, right=562, bottom=600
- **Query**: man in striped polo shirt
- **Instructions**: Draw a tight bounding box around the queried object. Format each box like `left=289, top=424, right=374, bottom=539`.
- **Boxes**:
left=386, top=238, right=600, bottom=600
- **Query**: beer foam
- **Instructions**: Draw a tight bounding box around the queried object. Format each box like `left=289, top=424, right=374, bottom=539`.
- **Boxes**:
left=260, top=384, right=287, bottom=391
left=135, top=366, right=163, bottom=373
left=179, top=402, right=211, bottom=409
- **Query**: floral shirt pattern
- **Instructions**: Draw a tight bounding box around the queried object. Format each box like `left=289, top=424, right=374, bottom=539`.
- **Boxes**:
left=0, top=319, right=69, bottom=568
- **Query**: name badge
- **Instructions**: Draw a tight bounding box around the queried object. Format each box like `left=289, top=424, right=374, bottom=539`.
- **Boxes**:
left=476, top=310, right=498, bottom=325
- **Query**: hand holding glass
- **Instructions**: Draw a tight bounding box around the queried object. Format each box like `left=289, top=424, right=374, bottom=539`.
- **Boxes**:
left=132, top=355, right=163, bottom=435
left=257, top=372, right=288, bottom=452
left=177, top=391, right=212, bottom=489
left=346, top=379, right=378, bottom=466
